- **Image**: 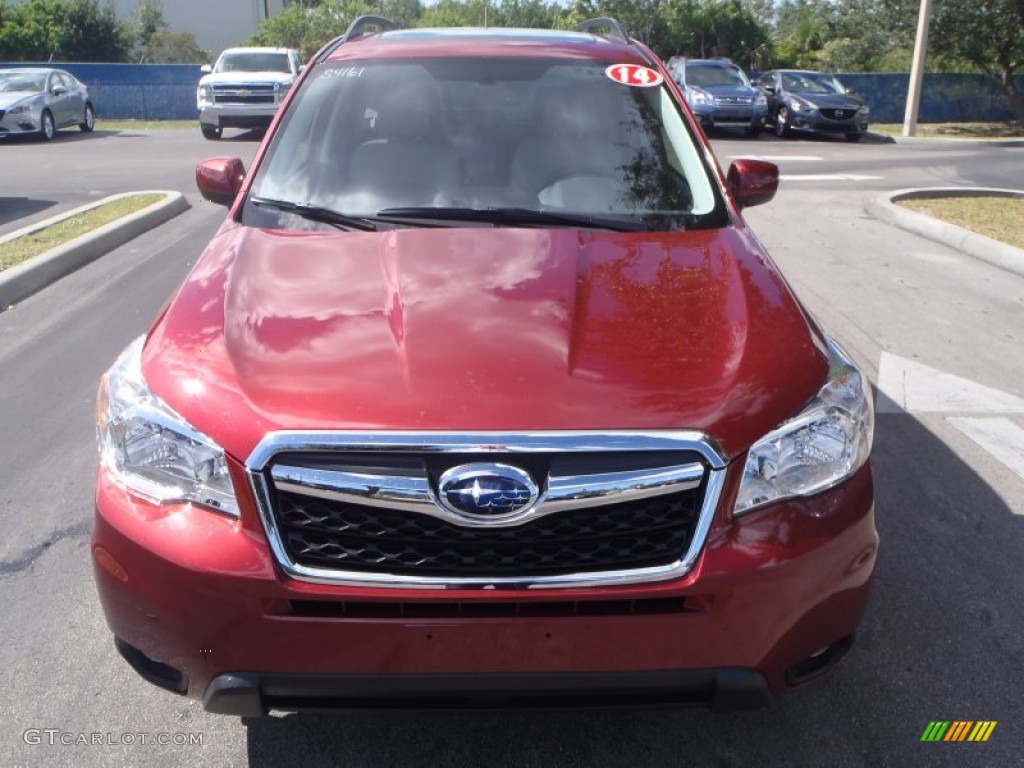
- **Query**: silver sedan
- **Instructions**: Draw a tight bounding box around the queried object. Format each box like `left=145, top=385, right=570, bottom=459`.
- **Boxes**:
left=0, top=68, right=95, bottom=141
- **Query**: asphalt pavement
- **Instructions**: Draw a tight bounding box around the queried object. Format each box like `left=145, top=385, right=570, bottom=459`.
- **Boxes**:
left=0, top=128, right=1021, bottom=767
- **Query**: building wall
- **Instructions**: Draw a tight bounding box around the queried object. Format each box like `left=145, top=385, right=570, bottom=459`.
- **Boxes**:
left=110, top=0, right=288, bottom=57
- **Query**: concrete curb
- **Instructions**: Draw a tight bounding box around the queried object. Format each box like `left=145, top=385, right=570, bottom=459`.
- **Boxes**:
left=890, top=136, right=1024, bottom=148
left=0, top=191, right=189, bottom=309
left=866, top=187, right=1024, bottom=277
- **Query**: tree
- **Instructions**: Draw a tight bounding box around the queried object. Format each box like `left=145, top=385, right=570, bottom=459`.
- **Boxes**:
left=57, top=0, right=132, bottom=61
left=248, top=0, right=381, bottom=59
left=931, top=0, right=1024, bottom=122
left=144, top=29, right=209, bottom=63
left=134, top=0, right=167, bottom=54
left=0, top=0, right=65, bottom=60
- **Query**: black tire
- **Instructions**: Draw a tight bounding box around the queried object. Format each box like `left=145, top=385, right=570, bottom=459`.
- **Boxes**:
left=774, top=107, right=791, bottom=138
left=201, top=123, right=222, bottom=140
left=39, top=109, right=55, bottom=141
left=79, top=102, right=95, bottom=132
left=745, top=122, right=762, bottom=138
left=844, top=132, right=863, bottom=143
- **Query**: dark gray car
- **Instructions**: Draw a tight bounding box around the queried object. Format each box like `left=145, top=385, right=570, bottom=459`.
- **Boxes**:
left=0, top=68, right=95, bottom=141
left=756, top=70, right=869, bottom=142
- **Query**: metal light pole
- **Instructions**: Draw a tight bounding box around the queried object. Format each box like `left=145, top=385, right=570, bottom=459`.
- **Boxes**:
left=902, top=0, right=934, bottom=137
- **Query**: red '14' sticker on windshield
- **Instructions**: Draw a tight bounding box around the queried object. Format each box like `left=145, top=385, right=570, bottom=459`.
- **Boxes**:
left=605, top=64, right=664, bottom=87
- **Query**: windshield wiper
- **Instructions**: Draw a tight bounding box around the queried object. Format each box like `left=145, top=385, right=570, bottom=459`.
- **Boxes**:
left=375, top=206, right=647, bottom=232
left=250, top=197, right=380, bottom=232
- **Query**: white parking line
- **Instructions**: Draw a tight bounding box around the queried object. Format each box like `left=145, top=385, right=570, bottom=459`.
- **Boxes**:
left=877, top=353, right=1024, bottom=414
left=948, top=418, right=1024, bottom=486
left=877, top=352, right=1024, bottom=485
left=780, top=173, right=881, bottom=181
left=779, top=174, right=881, bottom=181
left=729, top=155, right=824, bottom=162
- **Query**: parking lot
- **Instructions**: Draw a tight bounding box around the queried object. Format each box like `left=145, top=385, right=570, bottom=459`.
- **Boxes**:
left=1, top=126, right=1022, bottom=767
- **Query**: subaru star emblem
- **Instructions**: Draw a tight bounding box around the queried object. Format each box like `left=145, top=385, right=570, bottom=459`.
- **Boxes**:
left=437, top=464, right=539, bottom=520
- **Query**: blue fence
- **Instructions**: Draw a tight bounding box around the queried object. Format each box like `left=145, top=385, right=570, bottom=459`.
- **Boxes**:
left=2, top=63, right=1021, bottom=123
left=839, top=73, right=1022, bottom=123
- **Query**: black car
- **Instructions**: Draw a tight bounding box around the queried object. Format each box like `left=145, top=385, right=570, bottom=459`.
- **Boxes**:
left=756, top=70, right=869, bottom=142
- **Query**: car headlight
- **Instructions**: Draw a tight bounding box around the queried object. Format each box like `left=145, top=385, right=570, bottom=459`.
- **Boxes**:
left=789, top=98, right=807, bottom=112
left=754, top=92, right=767, bottom=107
left=96, top=336, right=239, bottom=517
left=734, top=338, right=873, bottom=515
left=273, top=81, right=291, bottom=103
left=687, top=87, right=713, bottom=107
left=857, top=105, right=870, bottom=115
left=197, top=84, right=213, bottom=105
left=8, top=103, right=33, bottom=115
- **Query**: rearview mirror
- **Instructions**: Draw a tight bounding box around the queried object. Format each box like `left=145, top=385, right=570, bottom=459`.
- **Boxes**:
left=727, top=159, right=778, bottom=210
left=51, top=85, right=67, bottom=96
left=200, top=64, right=213, bottom=74
left=196, top=157, right=246, bottom=207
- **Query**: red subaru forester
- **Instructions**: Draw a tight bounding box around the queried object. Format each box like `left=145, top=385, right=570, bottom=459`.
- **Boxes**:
left=93, top=17, right=876, bottom=715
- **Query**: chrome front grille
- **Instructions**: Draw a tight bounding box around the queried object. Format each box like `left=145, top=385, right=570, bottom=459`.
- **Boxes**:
left=246, top=431, right=727, bottom=589
left=275, top=483, right=702, bottom=578
left=211, top=84, right=275, bottom=104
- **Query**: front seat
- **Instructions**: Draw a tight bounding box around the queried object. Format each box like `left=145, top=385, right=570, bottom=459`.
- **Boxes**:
left=509, top=84, right=630, bottom=207
left=348, top=81, right=460, bottom=208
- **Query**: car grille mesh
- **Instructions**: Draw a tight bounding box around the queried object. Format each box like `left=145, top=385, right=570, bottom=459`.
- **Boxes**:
left=264, top=454, right=707, bottom=579
left=211, top=84, right=275, bottom=105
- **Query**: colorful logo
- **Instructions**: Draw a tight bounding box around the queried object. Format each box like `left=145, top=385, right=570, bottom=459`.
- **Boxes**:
left=921, top=721, right=997, bottom=742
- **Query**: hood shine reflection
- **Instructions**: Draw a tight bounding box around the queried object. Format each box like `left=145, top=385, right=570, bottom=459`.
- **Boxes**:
left=143, top=224, right=827, bottom=460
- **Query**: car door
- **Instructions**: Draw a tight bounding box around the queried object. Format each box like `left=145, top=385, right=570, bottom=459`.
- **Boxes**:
left=46, top=72, right=72, bottom=126
left=758, top=72, right=780, bottom=113
left=62, top=73, right=85, bottom=124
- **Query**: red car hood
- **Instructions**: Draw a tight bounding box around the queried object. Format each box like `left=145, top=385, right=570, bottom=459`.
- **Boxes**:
left=144, top=224, right=827, bottom=462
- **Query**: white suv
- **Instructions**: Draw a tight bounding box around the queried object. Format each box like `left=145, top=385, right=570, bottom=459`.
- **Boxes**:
left=197, top=47, right=302, bottom=139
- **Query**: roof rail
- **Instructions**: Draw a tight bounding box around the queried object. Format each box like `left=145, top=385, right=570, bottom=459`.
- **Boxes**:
left=574, top=17, right=629, bottom=45
left=318, top=15, right=399, bottom=62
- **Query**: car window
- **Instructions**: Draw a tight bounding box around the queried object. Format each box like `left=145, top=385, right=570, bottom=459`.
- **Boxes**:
left=685, top=66, right=749, bottom=88
left=217, top=52, right=292, bottom=73
left=247, top=57, right=724, bottom=231
left=782, top=73, right=841, bottom=94
left=0, top=73, right=45, bottom=92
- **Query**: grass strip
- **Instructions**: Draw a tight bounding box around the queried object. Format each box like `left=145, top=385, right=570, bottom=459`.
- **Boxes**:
left=898, top=196, right=1024, bottom=250
left=872, top=121, right=1023, bottom=138
left=97, top=119, right=198, bottom=131
left=0, top=194, right=164, bottom=272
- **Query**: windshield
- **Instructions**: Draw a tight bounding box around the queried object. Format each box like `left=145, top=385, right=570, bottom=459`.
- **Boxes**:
left=216, top=52, right=291, bottom=73
left=0, top=73, right=45, bottom=92
left=782, top=73, right=845, bottom=94
left=247, top=57, right=724, bottom=232
left=686, top=65, right=750, bottom=88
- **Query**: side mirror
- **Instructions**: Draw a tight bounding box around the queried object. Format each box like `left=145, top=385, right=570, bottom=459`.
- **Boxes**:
left=298, top=64, right=306, bottom=73
left=196, top=157, right=246, bottom=207
left=200, top=64, right=213, bottom=74
left=51, top=85, right=67, bottom=96
left=727, top=159, right=778, bottom=210
left=762, top=84, right=775, bottom=94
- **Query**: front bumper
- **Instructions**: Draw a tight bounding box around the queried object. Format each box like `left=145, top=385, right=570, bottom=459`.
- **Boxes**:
left=789, top=111, right=869, bottom=135
left=709, top=106, right=767, bottom=125
left=0, top=108, right=42, bottom=135
left=93, top=462, right=877, bottom=713
left=198, top=104, right=279, bottom=129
